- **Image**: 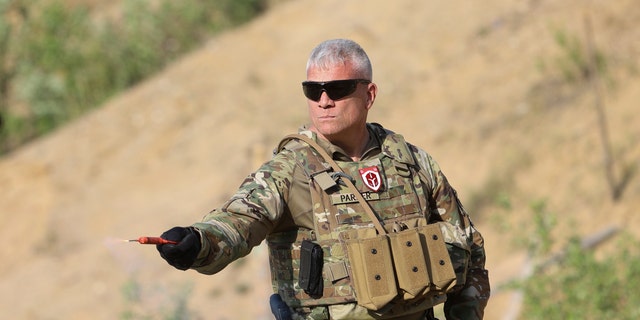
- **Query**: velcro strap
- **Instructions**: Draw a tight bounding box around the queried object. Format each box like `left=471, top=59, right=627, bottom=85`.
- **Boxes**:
left=323, top=262, right=349, bottom=282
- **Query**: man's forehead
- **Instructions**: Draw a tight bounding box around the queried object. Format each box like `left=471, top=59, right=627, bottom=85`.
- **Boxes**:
left=306, top=62, right=358, bottom=80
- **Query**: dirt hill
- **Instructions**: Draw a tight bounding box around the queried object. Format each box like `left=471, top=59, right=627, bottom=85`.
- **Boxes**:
left=1, top=0, right=639, bottom=319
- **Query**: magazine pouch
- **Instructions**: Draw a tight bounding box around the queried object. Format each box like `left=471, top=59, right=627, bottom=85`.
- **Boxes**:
left=419, top=223, right=457, bottom=292
left=342, top=228, right=397, bottom=310
left=388, top=228, right=431, bottom=299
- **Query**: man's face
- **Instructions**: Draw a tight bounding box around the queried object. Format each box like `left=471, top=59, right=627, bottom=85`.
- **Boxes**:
left=305, top=62, right=376, bottom=143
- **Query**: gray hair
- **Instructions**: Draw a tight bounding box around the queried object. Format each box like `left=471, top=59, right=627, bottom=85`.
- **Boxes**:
left=306, top=39, right=373, bottom=80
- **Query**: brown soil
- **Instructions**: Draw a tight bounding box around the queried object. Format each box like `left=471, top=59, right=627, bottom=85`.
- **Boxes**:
left=1, top=0, right=639, bottom=319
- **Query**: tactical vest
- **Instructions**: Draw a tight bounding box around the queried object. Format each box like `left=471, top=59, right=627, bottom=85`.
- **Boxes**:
left=267, top=128, right=457, bottom=314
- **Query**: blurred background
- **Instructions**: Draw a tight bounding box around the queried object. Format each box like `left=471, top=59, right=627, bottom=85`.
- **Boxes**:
left=1, top=0, right=639, bottom=319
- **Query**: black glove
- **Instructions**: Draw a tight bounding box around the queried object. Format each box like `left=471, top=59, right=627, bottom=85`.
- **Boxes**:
left=156, top=226, right=201, bottom=270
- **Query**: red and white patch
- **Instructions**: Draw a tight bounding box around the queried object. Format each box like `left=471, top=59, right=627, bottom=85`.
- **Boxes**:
left=359, top=166, right=382, bottom=192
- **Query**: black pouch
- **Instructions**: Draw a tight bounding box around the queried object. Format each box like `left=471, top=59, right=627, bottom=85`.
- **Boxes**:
left=299, top=240, right=324, bottom=298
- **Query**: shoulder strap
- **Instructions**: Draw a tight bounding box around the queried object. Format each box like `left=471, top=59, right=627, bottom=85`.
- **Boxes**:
left=366, top=127, right=437, bottom=221
left=280, top=134, right=388, bottom=235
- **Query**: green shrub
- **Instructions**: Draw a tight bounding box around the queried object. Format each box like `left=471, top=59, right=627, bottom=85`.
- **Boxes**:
left=505, top=200, right=640, bottom=319
left=551, top=27, right=607, bottom=84
left=495, top=199, right=640, bottom=319
left=519, top=235, right=640, bottom=319
left=0, top=0, right=267, bottom=154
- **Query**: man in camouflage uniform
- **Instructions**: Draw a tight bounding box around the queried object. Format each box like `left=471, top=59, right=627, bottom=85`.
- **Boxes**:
left=156, top=39, right=490, bottom=319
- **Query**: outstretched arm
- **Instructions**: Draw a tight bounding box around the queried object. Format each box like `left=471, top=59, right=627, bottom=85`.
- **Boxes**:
left=189, top=150, right=298, bottom=275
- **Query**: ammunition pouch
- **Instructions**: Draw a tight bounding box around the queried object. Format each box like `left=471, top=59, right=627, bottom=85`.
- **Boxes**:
left=341, top=222, right=459, bottom=311
left=342, top=227, right=397, bottom=310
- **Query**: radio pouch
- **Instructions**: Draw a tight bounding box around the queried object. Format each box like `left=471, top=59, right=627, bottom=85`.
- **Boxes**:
left=299, top=240, right=324, bottom=298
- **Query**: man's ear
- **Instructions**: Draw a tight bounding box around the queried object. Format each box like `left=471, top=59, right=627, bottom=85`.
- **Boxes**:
left=366, top=82, right=378, bottom=109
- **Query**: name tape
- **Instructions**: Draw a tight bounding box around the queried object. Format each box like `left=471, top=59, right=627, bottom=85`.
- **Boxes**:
left=330, top=192, right=380, bottom=205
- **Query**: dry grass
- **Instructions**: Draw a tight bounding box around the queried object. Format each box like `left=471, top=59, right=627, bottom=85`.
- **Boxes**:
left=0, top=0, right=638, bottom=318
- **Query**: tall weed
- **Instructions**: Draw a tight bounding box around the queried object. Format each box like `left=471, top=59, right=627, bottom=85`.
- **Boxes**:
left=504, top=200, right=640, bottom=319
left=0, top=0, right=266, bottom=154
left=519, top=235, right=640, bottom=319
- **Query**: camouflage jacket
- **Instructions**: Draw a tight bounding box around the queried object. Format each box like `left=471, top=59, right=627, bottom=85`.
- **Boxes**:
left=191, top=123, right=490, bottom=319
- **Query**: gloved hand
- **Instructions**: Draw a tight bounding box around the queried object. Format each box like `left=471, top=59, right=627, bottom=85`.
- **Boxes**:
left=156, top=226, right=201, bottom=270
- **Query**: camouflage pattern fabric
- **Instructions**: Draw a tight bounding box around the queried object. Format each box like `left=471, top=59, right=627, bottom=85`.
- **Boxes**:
left=271, top=131, right=435, bottom=309
left=189, top=123, right=489, bottom=319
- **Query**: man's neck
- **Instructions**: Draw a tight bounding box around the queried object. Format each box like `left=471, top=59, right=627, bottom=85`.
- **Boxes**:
left=326, top=127, right=370, bottom=161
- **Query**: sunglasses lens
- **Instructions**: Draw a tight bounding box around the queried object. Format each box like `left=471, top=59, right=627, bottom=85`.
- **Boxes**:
left=324, top=80, right=356, bottom=100
left=302, top=83, right=323, bottom=101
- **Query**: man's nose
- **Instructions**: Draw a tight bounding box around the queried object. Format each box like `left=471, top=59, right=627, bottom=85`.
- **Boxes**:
left=317, top=92, right=335, bottom=109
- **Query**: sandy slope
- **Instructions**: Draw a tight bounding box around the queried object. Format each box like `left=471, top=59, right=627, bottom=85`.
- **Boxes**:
left=1, top=0, right=639, bottom=319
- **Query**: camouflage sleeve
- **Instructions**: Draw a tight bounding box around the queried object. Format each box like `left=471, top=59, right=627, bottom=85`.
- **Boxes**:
left=415, top=148, right=490, bottom=319
left=189, top=149, right=297, bottom=275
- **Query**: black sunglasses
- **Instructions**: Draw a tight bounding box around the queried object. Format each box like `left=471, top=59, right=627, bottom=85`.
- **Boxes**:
left=302, top=79, right=371, bottom=102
